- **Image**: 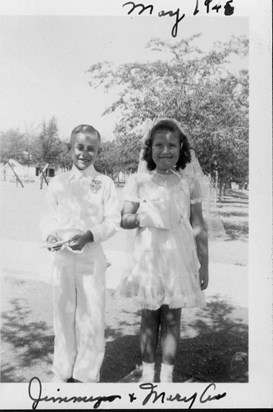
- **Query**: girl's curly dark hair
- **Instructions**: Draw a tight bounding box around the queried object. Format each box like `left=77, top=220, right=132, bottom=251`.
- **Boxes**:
left=142, top=119, right=191, bottom=171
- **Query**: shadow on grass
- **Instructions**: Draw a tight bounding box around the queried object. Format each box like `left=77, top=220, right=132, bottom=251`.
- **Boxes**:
left=1, top=291, right=248, bottom=384
left=217, top=189, right=248, bottom=240
left=1, top=297, right=54, bottom=382
left=219, top=190, right=248, bottom=204
left=222, top=221, right=249, bottom=240
left=101, top=333, right=141, bottom=383
left=219, top=199, right=248, bottom=205
left=101, top=297, right=248, bottom=383
left=219, top=210, right=248, bottom=218
left=101, top=307, right=142, bottom=382
left=227, top=190, right=248, bottom=200
left=175, top=299, right=248, bottom=383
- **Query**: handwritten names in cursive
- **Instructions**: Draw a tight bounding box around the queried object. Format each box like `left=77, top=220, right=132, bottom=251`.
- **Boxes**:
left=28, top=376, right=227, bottom=409
left=140, top=382, right=227, bottom=408
left=28, top=377, right=121, bottom=410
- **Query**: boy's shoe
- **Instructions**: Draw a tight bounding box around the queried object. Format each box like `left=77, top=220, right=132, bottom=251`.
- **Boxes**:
left=51, top=375, right=68, bottom=383
left=66, top=377, right=74, bottom=383
left=67, top=377, right=83, bottom=383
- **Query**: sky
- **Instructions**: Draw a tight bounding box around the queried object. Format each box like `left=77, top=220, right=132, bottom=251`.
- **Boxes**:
left=0, top=15, right=248, bottom=141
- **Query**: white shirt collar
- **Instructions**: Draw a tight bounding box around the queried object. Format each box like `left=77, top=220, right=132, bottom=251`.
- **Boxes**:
left=69, top=164, right=97, bottom=180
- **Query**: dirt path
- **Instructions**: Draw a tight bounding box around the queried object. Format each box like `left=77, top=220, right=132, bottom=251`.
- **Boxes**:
left=1, top=275, right=247, bottom=383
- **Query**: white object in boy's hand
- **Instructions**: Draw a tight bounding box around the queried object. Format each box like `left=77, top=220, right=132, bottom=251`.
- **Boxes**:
left=43, top=239, right=82, bottom=253
left=43, top=239, right=70, bottom=251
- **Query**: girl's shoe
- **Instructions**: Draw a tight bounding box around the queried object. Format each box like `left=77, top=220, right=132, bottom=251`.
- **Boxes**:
left=159, top=374, right=173, bottom=382
left=139, top=373, right=155, bottom=383
left=160, top=363, right=174, bottom=382
left=139, top=361, right=155, bottom=383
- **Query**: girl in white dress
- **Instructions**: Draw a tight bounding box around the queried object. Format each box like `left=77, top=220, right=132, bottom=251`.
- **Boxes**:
left=120, top=119, right=209, bottom=383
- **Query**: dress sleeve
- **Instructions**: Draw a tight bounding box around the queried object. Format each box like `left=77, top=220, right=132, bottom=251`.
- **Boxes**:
left=190, top=177, right=203, bottom=205
left=122, top=174, right=140, bottom=203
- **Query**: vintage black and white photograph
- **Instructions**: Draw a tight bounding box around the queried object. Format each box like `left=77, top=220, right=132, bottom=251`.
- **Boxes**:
left=0, top=0, right=272, bottom=409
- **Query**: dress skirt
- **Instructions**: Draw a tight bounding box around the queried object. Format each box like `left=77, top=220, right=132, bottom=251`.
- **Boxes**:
left=120, top=217, right=206, bottom=310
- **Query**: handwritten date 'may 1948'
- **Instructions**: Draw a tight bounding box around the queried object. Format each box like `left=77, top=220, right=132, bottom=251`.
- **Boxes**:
left=123, top=0, right=235, bottom=37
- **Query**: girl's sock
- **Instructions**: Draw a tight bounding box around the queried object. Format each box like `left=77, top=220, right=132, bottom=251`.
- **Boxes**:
left=140, top=361, right=155, bottom=382
left=160, top=363, right=174, bottom=382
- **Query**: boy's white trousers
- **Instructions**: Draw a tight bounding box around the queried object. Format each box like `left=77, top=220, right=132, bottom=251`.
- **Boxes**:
left=51, top=243, right=107, bottom=383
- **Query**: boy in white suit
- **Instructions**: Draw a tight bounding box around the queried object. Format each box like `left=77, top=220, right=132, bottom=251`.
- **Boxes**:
left=41, top=124, right=120, bottom=383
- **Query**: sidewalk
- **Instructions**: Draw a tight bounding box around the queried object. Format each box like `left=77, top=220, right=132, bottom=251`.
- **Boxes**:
left=0, top=234, right=248, bottom=308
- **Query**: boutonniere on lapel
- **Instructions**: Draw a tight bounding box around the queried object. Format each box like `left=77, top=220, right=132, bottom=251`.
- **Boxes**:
left=90, top=178, right=102, bottom=193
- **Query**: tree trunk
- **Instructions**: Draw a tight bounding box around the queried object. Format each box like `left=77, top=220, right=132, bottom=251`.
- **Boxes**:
left=40, top=175, right=43, bottom=190
left=219, top=182, right=224, bottom=201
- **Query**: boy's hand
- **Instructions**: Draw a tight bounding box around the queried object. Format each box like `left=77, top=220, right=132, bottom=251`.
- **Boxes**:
left=46, top=235, right=62, bottom=251
left=68, top=231, right=94, bottom=251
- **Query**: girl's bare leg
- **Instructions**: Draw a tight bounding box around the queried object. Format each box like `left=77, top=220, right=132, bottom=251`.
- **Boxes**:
left=140, top=308, right=160, bottom=363
left=160, top=305, right=181, bottom=365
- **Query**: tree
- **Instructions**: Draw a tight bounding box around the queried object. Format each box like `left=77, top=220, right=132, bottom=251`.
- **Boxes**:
left=58, top=141, right=73, bottom=171
left=0, top=129, right=29, bottom=164
left=0, top=118, right=74, bottom=172
left=95, top=140, right=121, bottom=178
left=112, top=124, right=142, bottom=173
left=87, top=34, right=249, bottom=187
left=33, top=117, right=63, bottom=167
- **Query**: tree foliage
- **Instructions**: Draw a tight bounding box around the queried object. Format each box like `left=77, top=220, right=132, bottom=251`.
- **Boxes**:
left=95, top=140, right=121, bottom=178
left=58, top=141, right=73, bottom=170
left=87, top=34, right=249, bottom=183
left=0, top=117, right=71, bottom=170
left=33, top=117, right=63, bottom=167
left=0, top=129, right=29, bottom=164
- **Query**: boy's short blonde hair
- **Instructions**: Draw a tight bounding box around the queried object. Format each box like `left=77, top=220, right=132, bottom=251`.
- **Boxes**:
left=70, top=124, right=101, bottom=144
